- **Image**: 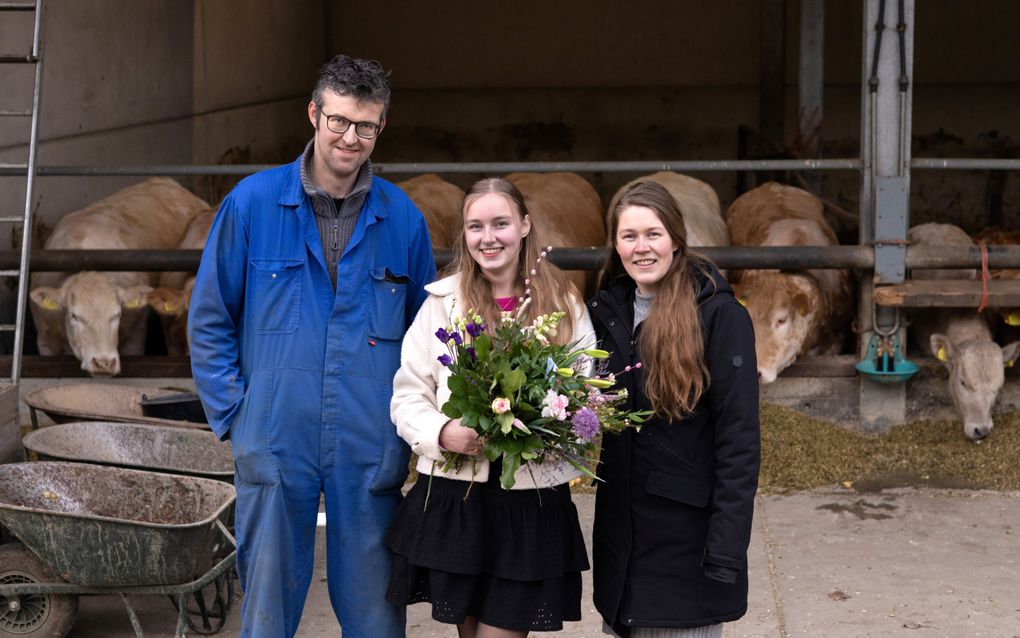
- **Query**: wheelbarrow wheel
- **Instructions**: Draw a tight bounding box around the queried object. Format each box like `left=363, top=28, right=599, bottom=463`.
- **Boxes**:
left=0, top=544, right=78, bottom=638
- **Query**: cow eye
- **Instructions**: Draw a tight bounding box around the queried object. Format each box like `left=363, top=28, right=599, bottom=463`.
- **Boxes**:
left=69, top=312, right=81, bottom=323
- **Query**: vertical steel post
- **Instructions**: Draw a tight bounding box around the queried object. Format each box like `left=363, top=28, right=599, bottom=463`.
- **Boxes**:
left=798, top=0, right=824, bottom=192
left=858, top=0, right=914, bottom=430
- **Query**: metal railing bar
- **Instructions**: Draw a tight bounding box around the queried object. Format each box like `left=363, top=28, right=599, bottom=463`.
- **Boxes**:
left=0, top=159, right=863, bottom=177
left=911, top=158, right=1020, bottom=170
left=9, top=245, right=1020, bottom=273
left=0, top=157, right=1017, bottom=178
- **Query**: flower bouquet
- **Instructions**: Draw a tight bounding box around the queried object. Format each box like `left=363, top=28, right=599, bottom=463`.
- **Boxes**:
left=435, top=302, right=650, bottom=491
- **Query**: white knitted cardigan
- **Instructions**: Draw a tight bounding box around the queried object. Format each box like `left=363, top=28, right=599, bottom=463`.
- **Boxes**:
left=390, top=273, right=596, bottom=489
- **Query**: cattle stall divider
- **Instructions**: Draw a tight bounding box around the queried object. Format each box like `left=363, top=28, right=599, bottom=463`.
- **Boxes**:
left=3, top=0, right=1018, bottom=430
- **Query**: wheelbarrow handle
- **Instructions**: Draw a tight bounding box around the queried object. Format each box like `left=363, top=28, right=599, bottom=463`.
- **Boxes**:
left=215, top=519, right=236, bottom=549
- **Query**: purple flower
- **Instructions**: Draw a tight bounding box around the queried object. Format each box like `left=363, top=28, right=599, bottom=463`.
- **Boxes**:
left=571, top=407, right=600, bottom=441
left=450, top=331, right=463, bottom=345
left=435, top=327, right=449, bottom=343
left=437, top=354, right=453, bottom=367
left=466, top=347, right=477, bottom=362
left=466, top=322, right=485, bottom=338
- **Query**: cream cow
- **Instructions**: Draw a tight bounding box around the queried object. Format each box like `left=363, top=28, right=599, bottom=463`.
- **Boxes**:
left=608, top=171, right=729, bottom=249
left=909, top=222, right=1020, bottom=440
left=30, top=178, right=210, bottom=376
left=146, top=208, right=215, bottom=355
left=505, top=172, right=606, bottom=293
left=726, top=182, right=852, bottom=383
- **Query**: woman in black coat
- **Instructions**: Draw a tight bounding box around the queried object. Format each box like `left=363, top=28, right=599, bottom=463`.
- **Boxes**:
left=590, top=181, right=760, bottom=638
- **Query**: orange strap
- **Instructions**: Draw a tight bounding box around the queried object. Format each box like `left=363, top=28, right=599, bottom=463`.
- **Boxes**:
left=978, top=240, right=990, bottom=314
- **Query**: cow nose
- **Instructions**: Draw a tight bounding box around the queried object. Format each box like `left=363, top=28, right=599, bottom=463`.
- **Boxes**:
left=971, top=426, right=990, bottom=441
left=90, top=355, right=120, bottom=375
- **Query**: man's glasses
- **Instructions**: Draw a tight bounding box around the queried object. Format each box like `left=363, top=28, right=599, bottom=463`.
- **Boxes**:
left=319, top=110, right=382, bottom=139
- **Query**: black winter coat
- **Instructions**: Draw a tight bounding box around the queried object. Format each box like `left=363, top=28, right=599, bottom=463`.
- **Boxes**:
left=590, top=263, right=760, bottom=636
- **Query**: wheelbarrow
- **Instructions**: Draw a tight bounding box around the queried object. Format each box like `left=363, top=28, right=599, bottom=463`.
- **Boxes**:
left=22, top=383, right=209, bottom=430
left=22, top=421, right=233, bottom=482
left=0, top=462, right=237, bottom=637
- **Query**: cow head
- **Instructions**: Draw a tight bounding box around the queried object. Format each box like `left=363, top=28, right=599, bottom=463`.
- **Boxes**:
left=30, top=272, right=152, bottom=377
left=147, top=277, right=195, bottom=356
left=930, top=333, right=1020, bottom=441
left=733, top=272, right=819, bottom=384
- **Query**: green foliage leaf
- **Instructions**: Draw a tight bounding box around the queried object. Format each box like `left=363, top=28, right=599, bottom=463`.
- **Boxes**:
left=497, top=412, right=515, bottom=434
left=501, top=367, right=527, bottom=395
left=474, top=333, right=490, bottom=361
left=500, top=453, right=522, bottom=490
left=442, top=402, right=463, bottom=419
left=479, top=414, right=493, bottom=432
left=447, top=374, right=468, bottom=395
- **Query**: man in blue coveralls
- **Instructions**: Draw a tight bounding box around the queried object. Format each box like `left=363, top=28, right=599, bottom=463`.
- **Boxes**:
left=189, top=54, right=436, bottom=637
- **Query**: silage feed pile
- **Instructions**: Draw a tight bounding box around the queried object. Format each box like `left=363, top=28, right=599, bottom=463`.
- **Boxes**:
left=759, top=403, right=1020, bottom=493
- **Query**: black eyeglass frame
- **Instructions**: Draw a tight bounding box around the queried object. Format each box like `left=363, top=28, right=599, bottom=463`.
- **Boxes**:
left=318, top=109, right=383, bottom=139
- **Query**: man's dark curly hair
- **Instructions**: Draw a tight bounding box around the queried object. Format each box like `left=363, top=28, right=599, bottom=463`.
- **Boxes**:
left=312, top=54, right=391, bottom=118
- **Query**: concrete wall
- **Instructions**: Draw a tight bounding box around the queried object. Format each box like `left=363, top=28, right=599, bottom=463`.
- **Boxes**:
left=0, top=0, right=324, bottom=251
left=2, top=1, right=1015, bottom=243
left=335, top=0, right=1019, bottom=235
left=1, top=1, right=1017, bottom=367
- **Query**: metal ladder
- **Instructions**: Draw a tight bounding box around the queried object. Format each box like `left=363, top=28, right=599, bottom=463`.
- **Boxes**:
left=0, top=0, right=44, bottom=383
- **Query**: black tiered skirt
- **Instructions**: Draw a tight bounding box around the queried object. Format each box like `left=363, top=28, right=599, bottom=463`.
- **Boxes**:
left=385, top=459, right=590, bottom=632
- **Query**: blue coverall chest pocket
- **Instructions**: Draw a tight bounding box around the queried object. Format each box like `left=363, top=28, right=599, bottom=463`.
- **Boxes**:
left=369, top=267, right=410, bottom=341
left=249, top=258, right=304, bottom=333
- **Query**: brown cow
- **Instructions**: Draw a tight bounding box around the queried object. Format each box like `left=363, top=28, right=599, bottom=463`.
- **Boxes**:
left=505, top=172, right=605, bottom=292
left=146, top=209, right=216, bottom=355
left=396, top=174, right=465, bottom=250
left=608, top=171, right=729, bottom=248
left=30, top=178, right=210, bottom=376
left=727, top=182, right=852, bottom=383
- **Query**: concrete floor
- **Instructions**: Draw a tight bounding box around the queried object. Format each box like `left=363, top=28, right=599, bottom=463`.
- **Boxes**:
left=55, top=487, right=1020, bottom=638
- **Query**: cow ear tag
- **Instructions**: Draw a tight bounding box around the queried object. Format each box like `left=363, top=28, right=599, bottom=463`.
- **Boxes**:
left=737, top=297, right=747, bottom=307
left=163, top=301, right=178, bottom=313
left=125, top=298, right=140, bottom=308
left=1006, top=313, right=1020, bottom=327
left=42, top=298, right=59, bottom=310
left=1007, top=358, right=1015, bottom=368
left=937, top=346, right=947, bottom=362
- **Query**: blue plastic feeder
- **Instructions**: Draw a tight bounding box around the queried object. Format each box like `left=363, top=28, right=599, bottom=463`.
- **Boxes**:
left=855, top=335, right=919, bottom=384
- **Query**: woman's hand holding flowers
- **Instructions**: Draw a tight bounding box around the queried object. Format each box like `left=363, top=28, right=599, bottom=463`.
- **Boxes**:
left=439, top=418, right=484, bottom=456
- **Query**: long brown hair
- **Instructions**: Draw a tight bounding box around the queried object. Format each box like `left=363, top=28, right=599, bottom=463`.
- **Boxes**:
left=446, top=177, right=578, bottom=343
left=598, top=181, right=712, bottom=420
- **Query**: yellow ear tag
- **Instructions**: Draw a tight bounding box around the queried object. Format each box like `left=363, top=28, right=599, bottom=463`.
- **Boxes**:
left=1007, top=359, right=1015, bottom=368
left=1006, top=313, right=1020, bottom=327
left=163, top=302, right=178, bottom=313
left=937, top=346, right=947, bottom=362
left=125, top=299, right=140, bottom=308
left=737, top=297, right=747, bottom=307
left=42, top=298, right=59, bottom=310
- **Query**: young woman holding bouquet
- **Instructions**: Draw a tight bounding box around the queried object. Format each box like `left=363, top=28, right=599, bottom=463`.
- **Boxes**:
left=386, top=177, right=596, bottom=637
left=590, top=181, right=761, bottom=638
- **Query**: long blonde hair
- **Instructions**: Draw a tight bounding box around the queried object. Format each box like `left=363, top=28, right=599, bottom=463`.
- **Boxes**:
left=446, top=177, right=577, bottom=343
left=598, top=181, right=712, bottom=420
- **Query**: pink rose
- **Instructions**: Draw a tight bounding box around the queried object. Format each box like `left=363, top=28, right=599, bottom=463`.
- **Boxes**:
left=491, top=397, right=512, bottom=414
